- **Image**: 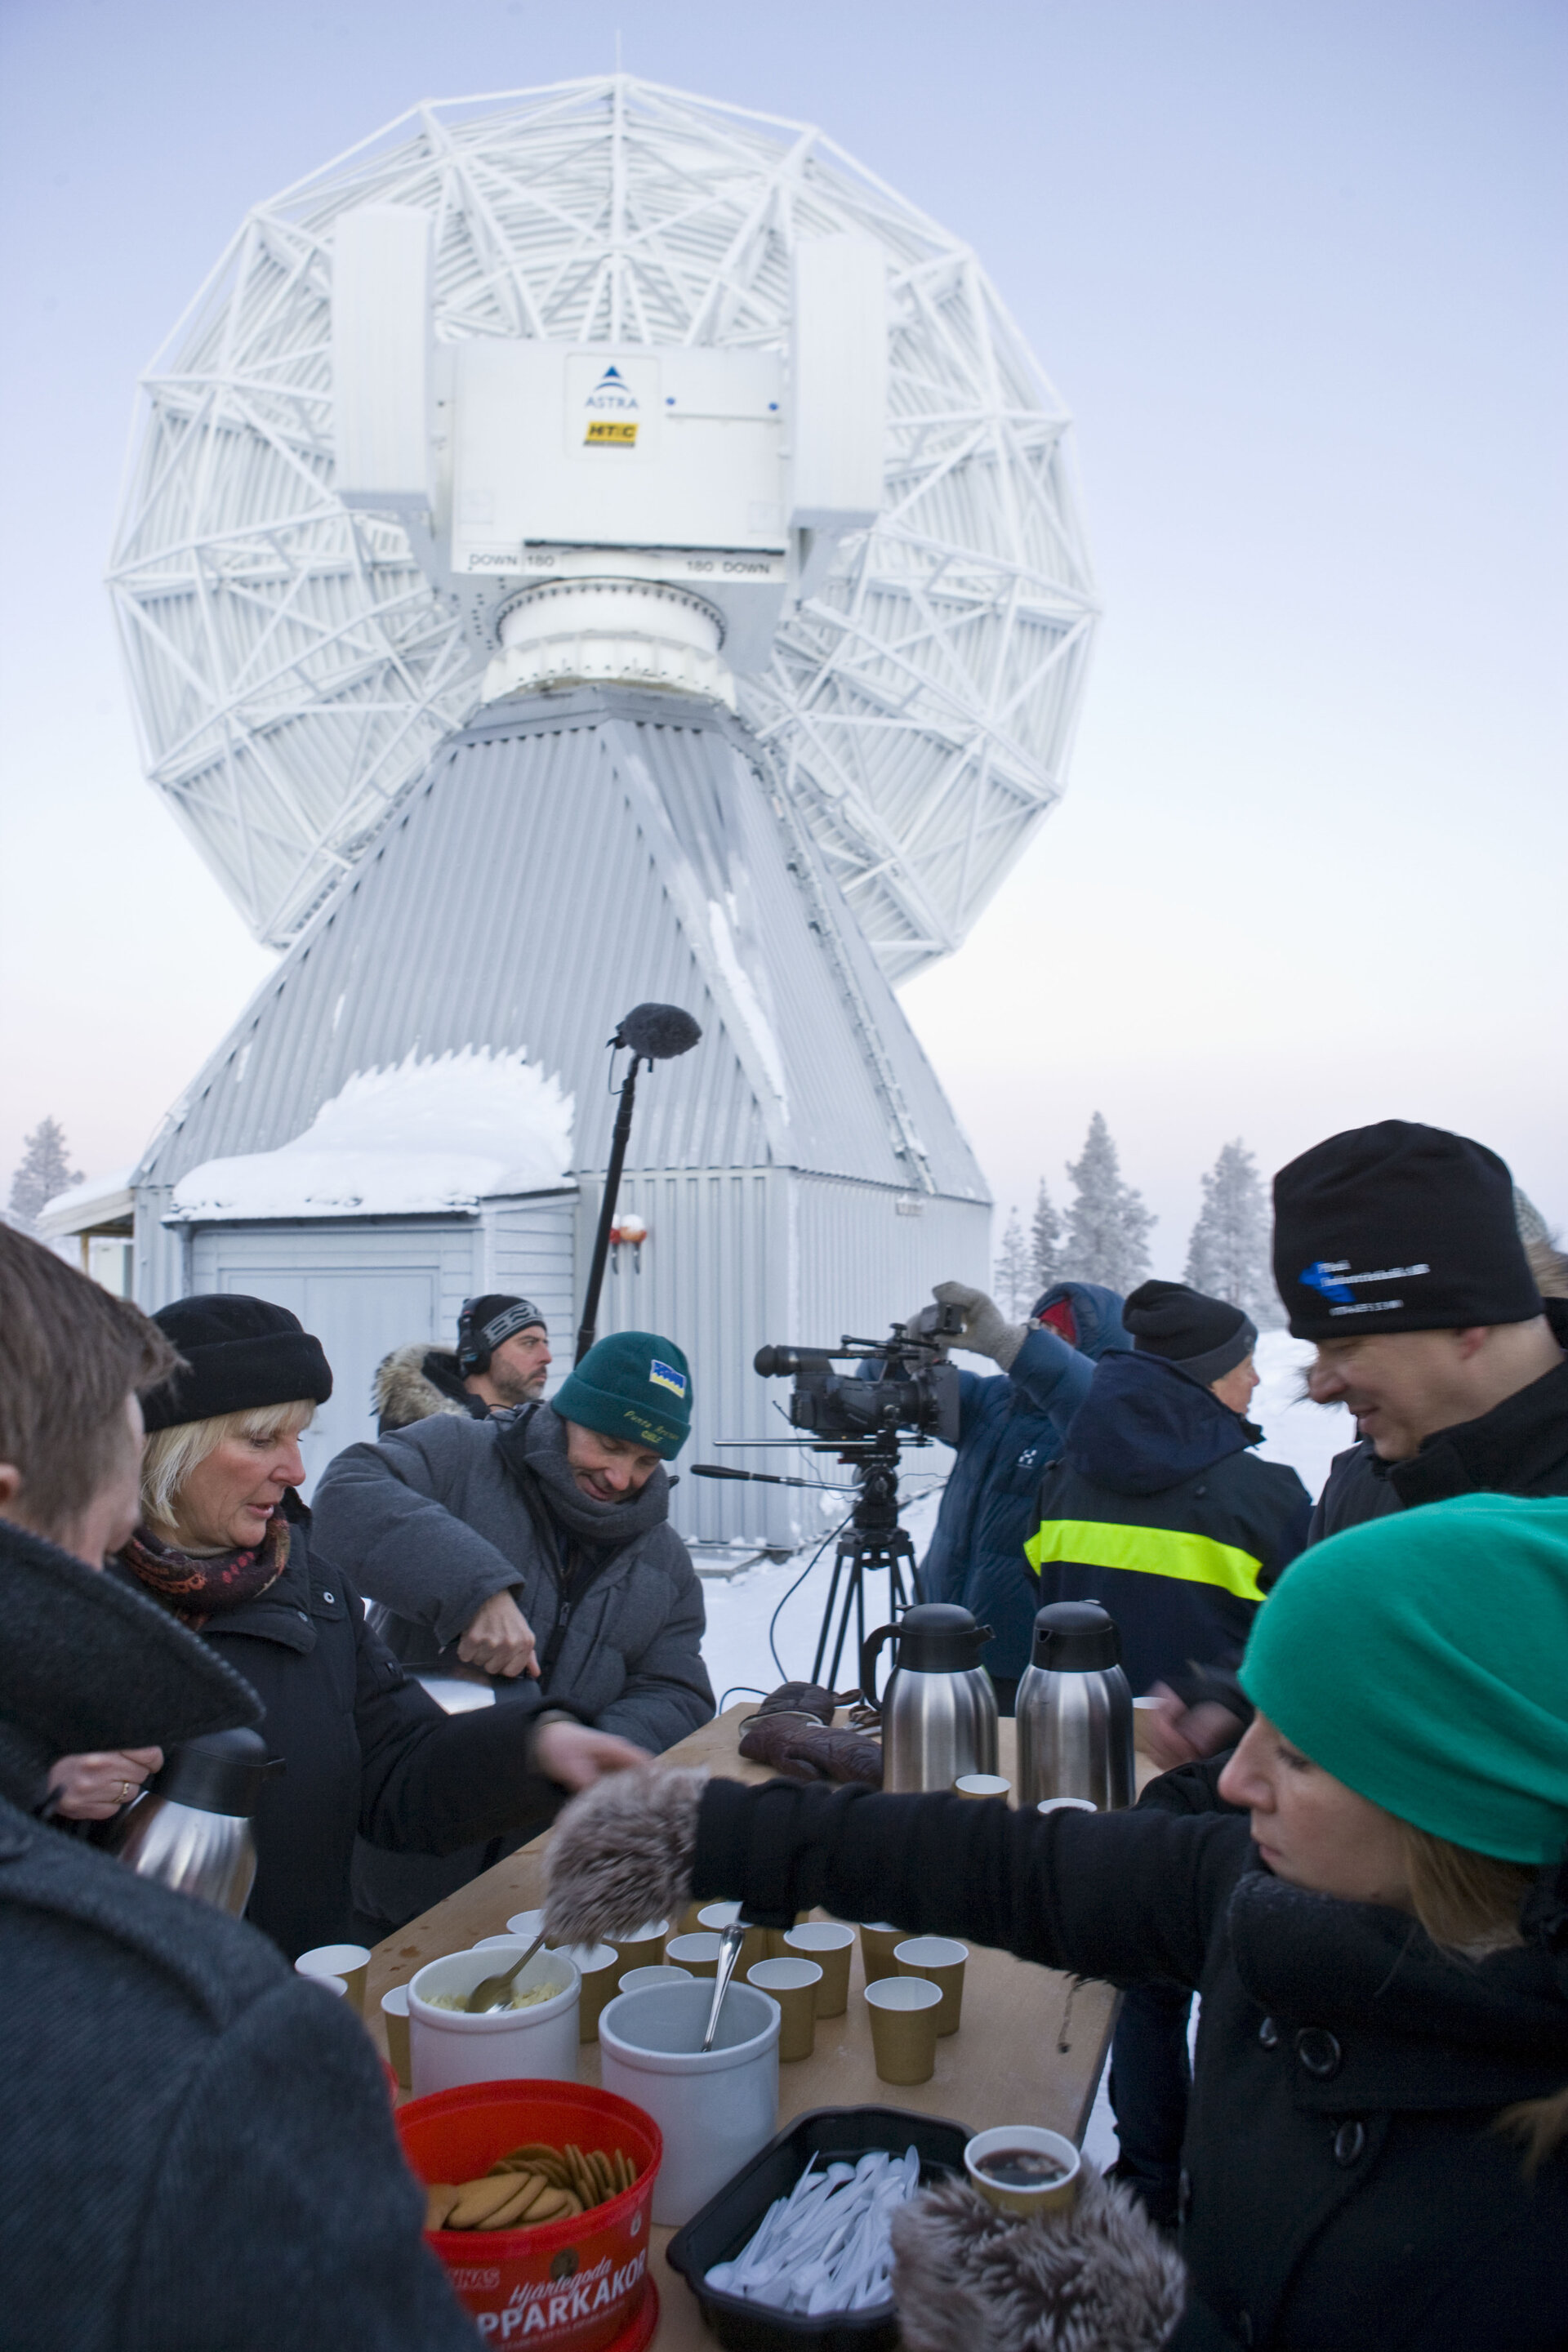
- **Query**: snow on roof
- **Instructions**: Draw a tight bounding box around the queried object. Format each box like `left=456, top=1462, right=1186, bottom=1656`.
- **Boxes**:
left=36, top=1169, right=136, bottom=1237
left=168, top=1049, right=574, bottom=1222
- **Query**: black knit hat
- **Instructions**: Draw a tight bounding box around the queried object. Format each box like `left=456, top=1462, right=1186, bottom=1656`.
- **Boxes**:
left=1122, top=1281, right=1256, bottom=1385
left=457, top=1294, right=546, bottom=1373
left=142, top=1295, right=333, bottom=1432
left=1272, top=1121, right=1543, bottom=1340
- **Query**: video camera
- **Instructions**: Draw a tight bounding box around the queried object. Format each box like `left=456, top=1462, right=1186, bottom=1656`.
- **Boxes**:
left=754, top=1303, right=965, bottom=1448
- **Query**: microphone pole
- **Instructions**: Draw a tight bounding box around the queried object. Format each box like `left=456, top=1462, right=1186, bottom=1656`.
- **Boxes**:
left=575, top=1003, right=702, bottom=1365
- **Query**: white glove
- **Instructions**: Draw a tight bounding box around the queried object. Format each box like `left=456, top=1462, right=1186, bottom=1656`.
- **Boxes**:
left=933, top=1281, right=1027, bottom=1372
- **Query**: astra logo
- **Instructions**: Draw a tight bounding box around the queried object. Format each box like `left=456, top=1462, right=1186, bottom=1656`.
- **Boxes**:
left=1299, top=1259, right=1431, bottom=1310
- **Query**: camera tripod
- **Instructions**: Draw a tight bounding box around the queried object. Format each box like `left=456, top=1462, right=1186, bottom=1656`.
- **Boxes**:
left=809, top=1435, right=920, bottom=1690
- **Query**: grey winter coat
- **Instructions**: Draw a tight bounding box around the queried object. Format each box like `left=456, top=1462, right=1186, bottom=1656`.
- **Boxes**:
left=0, top=1517, right=474, bottom=2352
left=312, top=1402, right=714, bottom=1755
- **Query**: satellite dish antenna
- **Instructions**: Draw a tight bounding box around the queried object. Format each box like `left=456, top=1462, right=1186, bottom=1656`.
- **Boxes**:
left=109, top=77, right=1097, bottom=978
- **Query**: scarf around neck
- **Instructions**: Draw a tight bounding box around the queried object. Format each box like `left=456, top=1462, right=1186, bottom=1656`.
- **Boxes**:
left=120, top=1508, right=293, bottom=1630
left=499, top=1402, right=670, bottom=1553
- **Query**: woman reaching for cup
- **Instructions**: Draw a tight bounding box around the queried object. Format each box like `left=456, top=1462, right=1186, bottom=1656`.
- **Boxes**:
left=47, top=1295, right=646, bottom=1958
left=546, top=1494, right=1568, bottom=2350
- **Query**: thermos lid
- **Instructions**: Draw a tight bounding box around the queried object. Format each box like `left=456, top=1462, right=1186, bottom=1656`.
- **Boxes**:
left=893, top=1602, right=992, bottom=1672
left=1031, top=1601, right=1121, bottom=1672
left=151, top=1726, right=283, bottom=1818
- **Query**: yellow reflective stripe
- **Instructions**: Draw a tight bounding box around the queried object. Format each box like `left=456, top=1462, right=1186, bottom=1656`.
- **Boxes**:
left=1023, top=1517, right=1266, bottom=1604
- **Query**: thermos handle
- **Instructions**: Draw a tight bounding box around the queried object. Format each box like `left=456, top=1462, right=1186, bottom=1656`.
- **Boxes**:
left=858, top=1623, right=898, bottom=1713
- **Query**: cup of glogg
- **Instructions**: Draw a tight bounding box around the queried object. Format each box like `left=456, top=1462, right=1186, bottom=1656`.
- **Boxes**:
left=964, top=2126, right=1080, bottom=2217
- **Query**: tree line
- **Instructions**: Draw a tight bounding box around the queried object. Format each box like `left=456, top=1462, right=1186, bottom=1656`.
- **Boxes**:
left=992, top=1114, right=1280, bottom=1326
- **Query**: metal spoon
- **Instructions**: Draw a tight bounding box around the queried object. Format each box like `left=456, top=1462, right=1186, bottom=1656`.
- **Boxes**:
left=465, top=1927, right=547, bottom=2014
left=701, top=1919, right=748, bottom=2051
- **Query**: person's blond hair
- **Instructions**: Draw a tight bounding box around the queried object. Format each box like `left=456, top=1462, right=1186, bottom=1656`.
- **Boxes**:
left=1393, top=1819, right=1564, bottom=2169
left=140, top=1400, right=315, bottom=1539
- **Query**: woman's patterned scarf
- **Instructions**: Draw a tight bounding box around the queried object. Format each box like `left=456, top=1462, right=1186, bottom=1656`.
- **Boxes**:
left=119, top=1510, right=292, bottom=1629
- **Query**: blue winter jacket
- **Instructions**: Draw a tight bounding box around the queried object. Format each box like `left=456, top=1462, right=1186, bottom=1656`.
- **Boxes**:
left=917, top=1282, right=1133, bottom=1684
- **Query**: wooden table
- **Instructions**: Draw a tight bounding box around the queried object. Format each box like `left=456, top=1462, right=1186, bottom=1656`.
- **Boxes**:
left=367, top=1708, right=1138, bottom=2349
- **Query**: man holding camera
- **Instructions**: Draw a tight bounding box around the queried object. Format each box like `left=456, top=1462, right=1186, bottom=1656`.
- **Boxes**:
left=911, top=1277, right=1133, bottom=1710
left=374, top=1294, right=552, bottom=1434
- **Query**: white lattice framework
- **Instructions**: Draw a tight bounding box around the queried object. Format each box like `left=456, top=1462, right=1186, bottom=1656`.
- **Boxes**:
left=109, top=76, right=1098, bottom=975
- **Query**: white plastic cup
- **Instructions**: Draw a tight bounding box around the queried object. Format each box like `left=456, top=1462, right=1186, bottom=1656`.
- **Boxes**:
left=598, top=1979, right=780, bottom=2225
left=407, top=1941, right=580, bottom=2096
left=295, top=1943, right=370, bottom=2014
left=381, top=1983, right=411, bottom=2087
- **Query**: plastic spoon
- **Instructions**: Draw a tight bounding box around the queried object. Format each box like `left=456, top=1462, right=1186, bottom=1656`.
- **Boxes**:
left=701, top=1919, right=749, bottom=2051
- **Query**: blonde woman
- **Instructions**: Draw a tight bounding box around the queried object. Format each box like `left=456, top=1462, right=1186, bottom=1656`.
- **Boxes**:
left=51, top=1294, right=644, bottom=1957
left=546, top=1494, right=1568, bottom=2351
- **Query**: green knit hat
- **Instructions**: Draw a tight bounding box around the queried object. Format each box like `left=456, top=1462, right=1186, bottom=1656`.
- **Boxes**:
left=552, top=1330, right=693, bottom=1459
left=1241, top=1494, right=1568, bottom=1864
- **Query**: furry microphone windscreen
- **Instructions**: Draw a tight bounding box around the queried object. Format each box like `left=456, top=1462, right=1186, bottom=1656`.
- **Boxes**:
left=543, top=1766, right=706, bottom=1947
left=617, top=1003, right=703, bottom=1061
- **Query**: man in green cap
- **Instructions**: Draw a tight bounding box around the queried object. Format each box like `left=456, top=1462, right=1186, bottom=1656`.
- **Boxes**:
left=313, top=1328, right=712, bottom=1934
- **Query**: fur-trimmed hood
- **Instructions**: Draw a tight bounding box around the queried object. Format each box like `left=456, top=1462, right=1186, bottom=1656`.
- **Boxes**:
left=373, top=1343, right=480, bottom=1434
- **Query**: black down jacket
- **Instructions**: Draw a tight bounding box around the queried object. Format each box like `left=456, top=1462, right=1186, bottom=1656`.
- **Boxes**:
left=110, top=1496, right=573, bottom=1958
left=1027, top=1352, right=1310, bottom=1697
left=0, top=1517, right=473, bottom=2352
left=692, top=1777, right=1568, bottom=2352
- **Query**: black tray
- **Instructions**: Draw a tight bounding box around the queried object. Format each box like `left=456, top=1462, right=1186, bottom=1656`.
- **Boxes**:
left=664, top=2105, right=968, bottom=2352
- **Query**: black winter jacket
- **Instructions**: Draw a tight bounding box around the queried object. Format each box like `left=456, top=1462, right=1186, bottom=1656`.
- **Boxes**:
left=110, top=1498, right=572, bottom=1958
left=693, top=1777, right=1568, bottom=2352
left=1308, top=1298, right=1568, bottom=1541
left=1027, top=1353, right=1311, bottom=1697
left=0, top=1518, right=474, bottom=2352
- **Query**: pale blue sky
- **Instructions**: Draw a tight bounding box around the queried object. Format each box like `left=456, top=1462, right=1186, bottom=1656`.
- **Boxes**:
left=2, top=0, right=1564, bottom=1261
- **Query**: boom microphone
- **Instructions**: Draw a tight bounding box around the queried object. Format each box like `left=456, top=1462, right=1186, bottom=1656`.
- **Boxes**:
left=614, top=1002, right=702, bottom=1062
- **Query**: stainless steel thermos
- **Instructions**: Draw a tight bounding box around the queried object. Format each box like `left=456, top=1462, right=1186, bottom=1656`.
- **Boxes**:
left=101, top=1726, right=283, bottom=1917
left=1015, top=1601, right=1134, bottom=1811
left=860, top=1603, right=1000, bottom=1792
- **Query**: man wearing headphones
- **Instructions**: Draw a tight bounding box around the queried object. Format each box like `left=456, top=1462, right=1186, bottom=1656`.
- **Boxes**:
left=374, top=1296, right=552, bottom=1434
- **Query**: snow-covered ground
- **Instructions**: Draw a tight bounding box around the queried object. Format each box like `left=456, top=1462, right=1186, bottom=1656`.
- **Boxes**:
left=699, top=1329, right=1350, bottom=1704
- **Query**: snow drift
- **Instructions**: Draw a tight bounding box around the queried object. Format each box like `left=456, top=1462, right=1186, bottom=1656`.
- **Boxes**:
left=169, top=1049, right=574, bottom=1220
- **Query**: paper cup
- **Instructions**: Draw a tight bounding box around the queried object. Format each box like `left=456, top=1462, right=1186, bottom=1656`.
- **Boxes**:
left=619, top=1964, right=695, bottom=1994
left=895, top=1935, right=968, bottom=2035
left=295, top=1943, right=371, bottom=2015
left=675, top=1900, right=706, bottom=1938
left=1036, top=1797, right=1098, bottom=1815
left=608, top=1918, right=669, bottom=1974
left=765, top=1911, right=813, bottom=1958
left=666, top=1931, right=724, bottom=1978
left=783, top=1922, right=854, bottom=2016
left=381, top=1983, right=412, bottom=2087
left=306, top=1972, right=349, bottom=1998
left=699, top=1903, right=768, bottom=1975
left=562, top=1942, right=619, bottom=2042
left=955, top=1773, right=1011, bottom=1801
left=964, top=2125, right=1080, bottom=2217
left=504, top=1909, right=547, bottom=1942
left=858, top=1922, right=905, bottom=1984
left=746, top=1957, right=822, bottom=2060
left=865, top=1975, right=942, bottom=2084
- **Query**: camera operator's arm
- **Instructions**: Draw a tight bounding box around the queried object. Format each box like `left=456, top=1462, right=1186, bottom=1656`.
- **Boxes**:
left=932, top=1282, right=1027, bottom=1370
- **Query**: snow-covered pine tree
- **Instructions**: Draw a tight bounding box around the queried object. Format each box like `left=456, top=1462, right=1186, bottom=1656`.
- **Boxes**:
left=1062, top=1112, right=1156, bottom=1292
left=1185, top=1138, right=1281, bottom=1325
left=7, top=1118, right=82, bottom=1232
left=1029, top=1177, right=1063, bottom=1294
left=994, top=1205, right=1031, bottom=1318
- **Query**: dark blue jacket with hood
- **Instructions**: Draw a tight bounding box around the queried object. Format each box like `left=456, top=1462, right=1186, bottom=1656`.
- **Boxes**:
left=1026, top=1352, right=1312, bottom=1698
left=918, top=1282, right=1134, bottom=1684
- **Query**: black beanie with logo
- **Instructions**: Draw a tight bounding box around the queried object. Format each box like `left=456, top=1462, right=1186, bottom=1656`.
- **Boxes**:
left=1122, top=1281, right=1256, bottom=1384
left=1272, top=1121, right=1542, bottom=1340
